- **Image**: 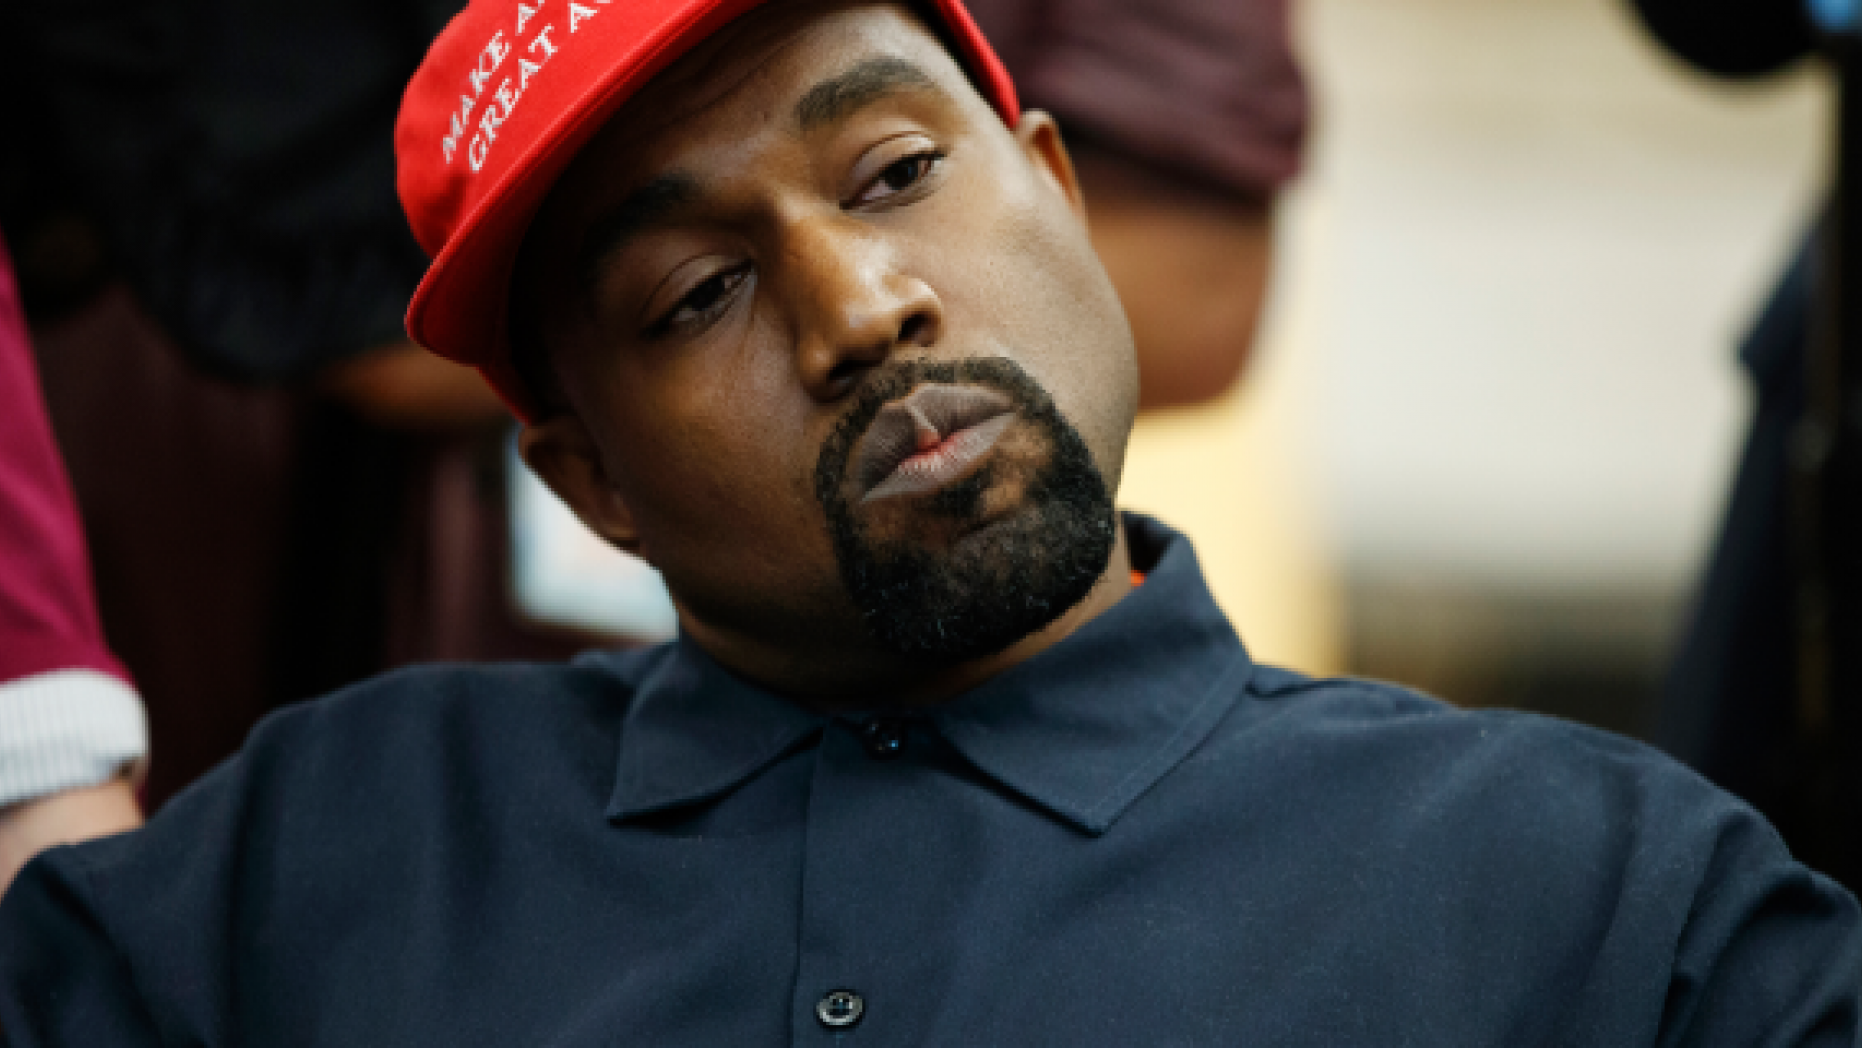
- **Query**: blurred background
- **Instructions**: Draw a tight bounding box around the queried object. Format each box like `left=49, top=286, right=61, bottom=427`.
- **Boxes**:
left=1126, top=0, right=1827, bottom=741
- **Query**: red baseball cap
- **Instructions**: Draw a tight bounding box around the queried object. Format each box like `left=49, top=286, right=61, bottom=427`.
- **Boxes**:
left=396, top=0, right=1020, bottom=422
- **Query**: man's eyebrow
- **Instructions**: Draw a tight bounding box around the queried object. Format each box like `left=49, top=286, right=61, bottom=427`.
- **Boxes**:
left=577, top=172, right=702, bottom=289
left=794, top=56, right=940, bottom=132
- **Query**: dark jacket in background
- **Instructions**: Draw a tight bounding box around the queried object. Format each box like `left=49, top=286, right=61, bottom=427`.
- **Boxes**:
left=1, top=0, right=586, bottom=809
left=1620, top=0, right=1862, bottom=881
left=4, top=0, right=455, bottom=378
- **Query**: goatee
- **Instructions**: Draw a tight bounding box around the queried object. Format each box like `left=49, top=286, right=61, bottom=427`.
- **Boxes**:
left=813, top=356, right=1117, bottom=664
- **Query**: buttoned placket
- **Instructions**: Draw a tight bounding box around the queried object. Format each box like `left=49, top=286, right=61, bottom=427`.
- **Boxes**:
left=790, top=716, right=922, bottom=1041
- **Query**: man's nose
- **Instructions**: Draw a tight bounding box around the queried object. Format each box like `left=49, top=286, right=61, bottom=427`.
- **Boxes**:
left=788, top=218, right=943, bottom=401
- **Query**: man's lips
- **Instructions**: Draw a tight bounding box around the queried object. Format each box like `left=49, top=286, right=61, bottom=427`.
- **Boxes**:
left=853, top=384, right=1016, bottom=503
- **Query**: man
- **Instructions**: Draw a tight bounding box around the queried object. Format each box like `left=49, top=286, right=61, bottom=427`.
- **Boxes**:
left=1, top=0, right=1857, bottom=1042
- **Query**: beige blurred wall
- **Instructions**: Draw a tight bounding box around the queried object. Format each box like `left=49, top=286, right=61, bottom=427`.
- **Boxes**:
left=1306, top=0, right=1826, bottom=588
left=1115, top=0, right=1831, bottom=696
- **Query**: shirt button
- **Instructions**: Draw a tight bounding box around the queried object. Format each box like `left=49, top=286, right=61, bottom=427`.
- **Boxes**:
left=816, top=989, right=865, bottom=1029
left=861, top=718, right=907, bottom=759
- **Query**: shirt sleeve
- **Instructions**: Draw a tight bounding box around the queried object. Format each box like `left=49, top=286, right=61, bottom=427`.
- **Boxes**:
left=1556, top=711, right=1862, bottom=1045
left=0, top=849, right=163, bottom=1045
left=0, top=711, right=271, bottom=1044
left=1658, top=806, right=1862, bottom=1045
left=965, top=0, right=1310, bottom=200
left=0, top=671, right=146, bottom=809
left=0, top=235, right=147, bottom=807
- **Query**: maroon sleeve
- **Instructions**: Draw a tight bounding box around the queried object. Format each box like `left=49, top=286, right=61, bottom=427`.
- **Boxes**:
left=0, top=236, right=127, bottom=685
left=964, top=0, right=1310, bottom=199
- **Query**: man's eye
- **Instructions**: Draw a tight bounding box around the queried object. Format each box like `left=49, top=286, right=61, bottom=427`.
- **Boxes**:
left=851, top=150, right=944, bottom=206
left=651, top=264, right=750, bottom=336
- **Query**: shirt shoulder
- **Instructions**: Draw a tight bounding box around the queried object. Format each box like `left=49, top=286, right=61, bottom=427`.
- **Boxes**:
left=1209, top=667, right=1862, bottom=1039
left=271, top=646, right=659, bottom=733
left=1243, top=661, right=1706, bottom=789
left=65, top=646, right=673, bottom=901
left=241, top=651, right=654, bottom=787
left=1223, top=663, right=1794, bottom=909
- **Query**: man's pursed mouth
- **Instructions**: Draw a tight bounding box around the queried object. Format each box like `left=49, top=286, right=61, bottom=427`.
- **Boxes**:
left=853, top=384, right=1016, bottom=503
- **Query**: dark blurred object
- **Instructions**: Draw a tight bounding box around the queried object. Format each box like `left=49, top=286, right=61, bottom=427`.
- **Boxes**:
left=966, top=0, right=1306, bottom=200
left=1638, top=0, right=1862, bottom=890
left=0, top=0, right=585, bottom=810
left=1793, top=10, right=1862, bottom=887
left=2, top=0, right=459, bottom=381
left=1658, top=236, right=1809, bottom=833
left=1631, top=0, right=1813, bottom=77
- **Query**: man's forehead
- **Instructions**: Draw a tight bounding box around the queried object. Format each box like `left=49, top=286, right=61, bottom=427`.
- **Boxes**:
left=561, top=54, right=945, bottom=279
left=573, top=2, right=964, bottom=184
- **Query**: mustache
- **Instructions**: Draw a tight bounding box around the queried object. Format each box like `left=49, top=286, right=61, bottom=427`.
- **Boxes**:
left=813, top=357, right=1052, bottom=507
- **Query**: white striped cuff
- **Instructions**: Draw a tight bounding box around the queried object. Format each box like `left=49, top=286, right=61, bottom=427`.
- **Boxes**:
left=0, top=669, right=148, bottom=808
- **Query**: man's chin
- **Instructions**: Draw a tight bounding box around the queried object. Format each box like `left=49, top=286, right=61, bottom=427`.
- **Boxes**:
left=839, top=495, right=1116, bottom=664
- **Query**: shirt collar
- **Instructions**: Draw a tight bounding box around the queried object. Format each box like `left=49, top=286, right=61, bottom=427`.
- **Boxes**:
left=601, top=513, right=1254, bottom=835
left=602, top=640, right=825, bottom=822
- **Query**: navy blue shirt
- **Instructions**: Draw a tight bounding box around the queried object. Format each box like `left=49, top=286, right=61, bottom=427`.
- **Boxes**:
left=3, top=516, right=1859, bottom=1045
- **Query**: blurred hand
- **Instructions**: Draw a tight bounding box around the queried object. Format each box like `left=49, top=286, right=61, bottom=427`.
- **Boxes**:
left=0, top=778, right=142, bottom=897
left=1075, top=147, right=1275, bottom=411
left=321, top=339, right=512, bottom=432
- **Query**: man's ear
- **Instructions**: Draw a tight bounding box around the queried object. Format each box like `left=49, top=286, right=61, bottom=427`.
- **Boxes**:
left=518, top=416, right=645, bottom=556
left=1014, top=110, right=1087, bottom=221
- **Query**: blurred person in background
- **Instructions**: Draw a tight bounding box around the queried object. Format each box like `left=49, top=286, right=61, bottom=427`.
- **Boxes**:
left=1623, top=0, right=1839, bottom=878
left=0, top=233, right=144, bottom=894
left=0, top=0, right=1302, bottom=828
left=3, top=0, right=576, bottom=817
left=965, top=0, right=1306, bottom=410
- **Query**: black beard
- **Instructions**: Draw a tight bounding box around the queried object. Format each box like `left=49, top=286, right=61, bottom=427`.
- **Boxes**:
left=813, top=357, right=1117, bottom=664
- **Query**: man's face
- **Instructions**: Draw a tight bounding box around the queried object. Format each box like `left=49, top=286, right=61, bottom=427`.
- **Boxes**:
left=519, top=0, right=1139, bottom=684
